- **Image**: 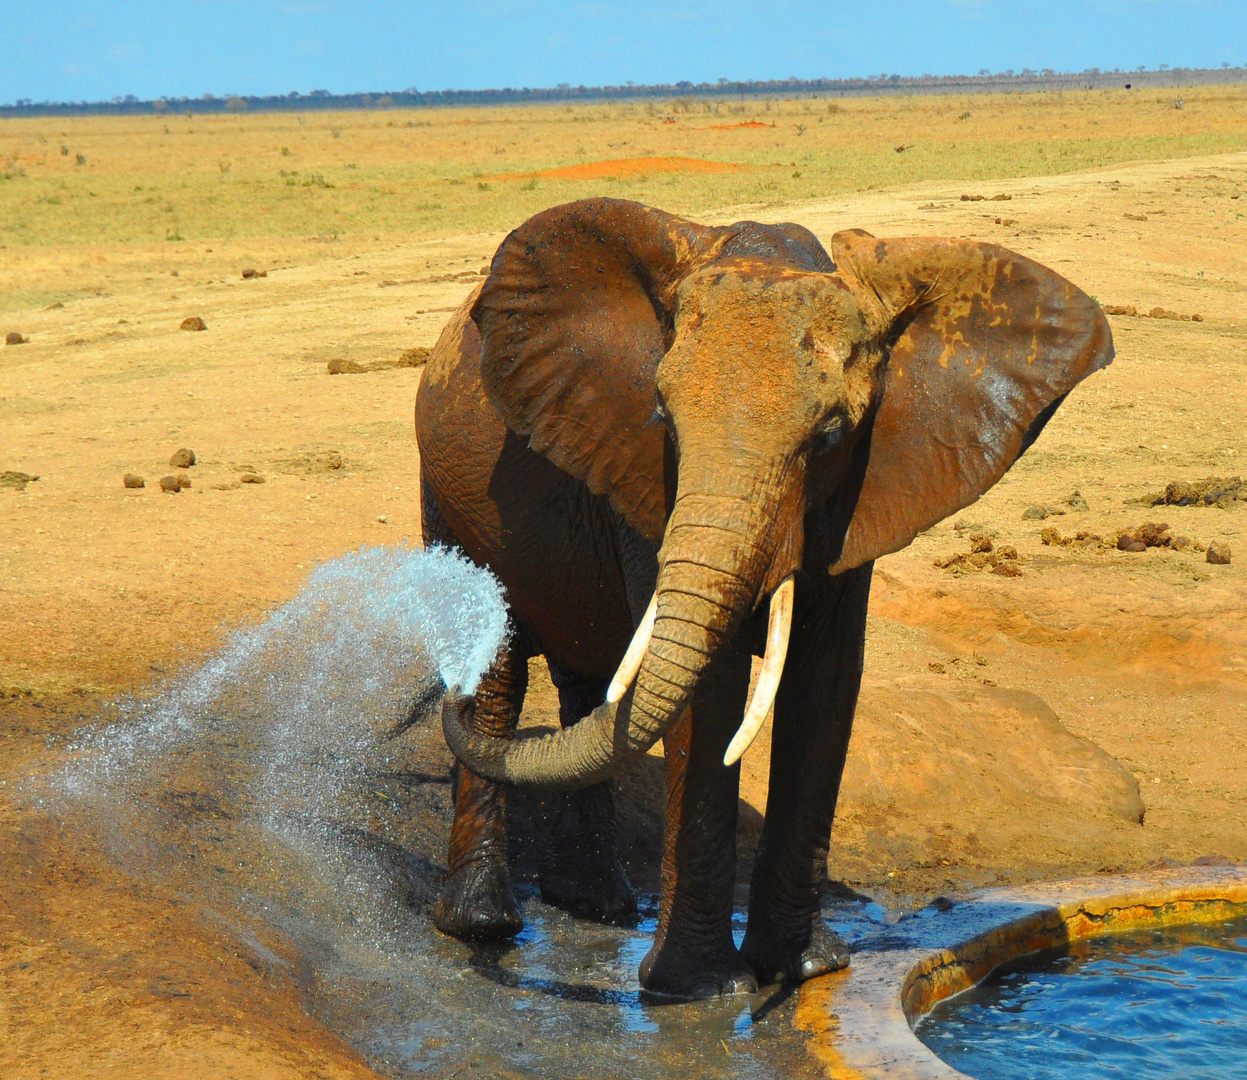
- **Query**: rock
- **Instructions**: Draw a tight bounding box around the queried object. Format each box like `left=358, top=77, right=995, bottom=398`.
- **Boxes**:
left=1022, top=504, right=1049, bottom=521
left=1207, top=542, right=1232, bottom=565
left=1065, top=490, right=1090, bottom=512
left=1102, top=304, right=1137, bottom=316
left=969, top=533, right=993, bottom=554
left=327, top=358, right=366, bottom=375
left=1171, top=535, right=1192, bottom=551
left=123, top=474, right=146, bottom=489
left=241, top=268, right=267, bottom=279
left=1191, top=313, right=1204, bottom=322
left=5, top=332, right=28, bottom=345
left=169, top=448, right=196, bottom=468
left=180, top=316, right=207, bottom=331
left=989, top=193, right=1012, bottom=201
left=1146, top=307, right=1183, bottom=320
left=0, top=471, right=39, bottom=491
left=1117, top=536, right=1147, bottom=553
left=159, top=475, right=185, bottom=493
left=397, top=346, right=431, bottom=367
left=823, top=683, right=1146, bottom=879
left=239, top=473, right=266, bottom=484
left=991, top=561, right=1022, bottom=577
left=959, top=194, right=985, bottom=201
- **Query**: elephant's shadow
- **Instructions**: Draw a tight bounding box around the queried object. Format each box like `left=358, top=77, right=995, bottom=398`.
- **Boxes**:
left=506, top=751, right=767, bottom=898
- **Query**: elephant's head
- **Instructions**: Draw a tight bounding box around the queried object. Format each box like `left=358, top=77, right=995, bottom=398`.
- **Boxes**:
left=442, top=198, right=1113, bottom=788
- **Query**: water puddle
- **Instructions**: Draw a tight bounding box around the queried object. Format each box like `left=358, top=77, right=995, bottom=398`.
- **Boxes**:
left=918, top=915, right=1247, bottom=1080
left=25, top=544, right=872, bottom=1079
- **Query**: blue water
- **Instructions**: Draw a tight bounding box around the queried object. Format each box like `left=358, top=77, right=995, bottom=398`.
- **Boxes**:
left=918, top=917, right=1247, bottom=1080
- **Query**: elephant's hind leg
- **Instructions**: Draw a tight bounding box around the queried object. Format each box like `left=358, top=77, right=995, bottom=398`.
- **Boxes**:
left=538, top=661, right=639, bottom=925
left=740, top=565, right=871, bottom=984
left=638, top=640, right=756, bottom=999
left=433, top=626, right=531, bottom=941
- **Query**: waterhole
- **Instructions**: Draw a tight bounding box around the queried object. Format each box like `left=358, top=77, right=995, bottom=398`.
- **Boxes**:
left=918, top=915, right=1247, bottom=1080
left=30, top=544, right=864, bottom=1079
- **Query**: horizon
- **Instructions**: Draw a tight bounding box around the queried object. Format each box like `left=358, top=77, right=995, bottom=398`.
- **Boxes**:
left=5, top=1, right=1246, bottom=108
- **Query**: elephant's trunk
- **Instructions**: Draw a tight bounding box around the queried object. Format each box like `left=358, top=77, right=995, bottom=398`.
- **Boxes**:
left=442, top=453, right=803, bottom=790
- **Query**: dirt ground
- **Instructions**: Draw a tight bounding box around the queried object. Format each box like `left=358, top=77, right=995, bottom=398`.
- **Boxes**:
left=2, top=133, right=1245, bottom=1076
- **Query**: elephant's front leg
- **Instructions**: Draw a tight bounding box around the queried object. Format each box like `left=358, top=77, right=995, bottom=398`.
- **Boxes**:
left=638, top=639, right=756, bottom=998
left=740, top=563, right=872, bottom=984
left=433, top=630, right=531, bottom=940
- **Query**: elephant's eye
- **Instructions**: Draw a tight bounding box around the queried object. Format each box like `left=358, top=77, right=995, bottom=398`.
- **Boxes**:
left=647, top=397, right=667, bottom=427
left=814, top=414, right=844, bottom=454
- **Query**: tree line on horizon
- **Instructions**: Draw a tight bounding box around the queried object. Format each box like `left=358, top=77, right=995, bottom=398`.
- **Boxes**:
left=4, top=64, right=1246, bottom=117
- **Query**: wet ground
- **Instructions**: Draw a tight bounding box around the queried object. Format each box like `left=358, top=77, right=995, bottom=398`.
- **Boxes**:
left=14, top=545, right=858, bottom=1079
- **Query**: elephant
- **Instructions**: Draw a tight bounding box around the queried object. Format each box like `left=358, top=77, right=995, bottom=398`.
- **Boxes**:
left=416, top=197, right=1112, bottom=999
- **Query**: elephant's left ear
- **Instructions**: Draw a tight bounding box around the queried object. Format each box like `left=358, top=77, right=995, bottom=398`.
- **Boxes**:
left=828, top=231, right=1114, bottom=574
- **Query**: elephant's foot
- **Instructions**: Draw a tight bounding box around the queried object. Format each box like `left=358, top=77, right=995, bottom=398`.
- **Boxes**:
left=539, top=786, right=638, bottom=925
left=638, top=940, right=758, bottom=1000
left=433, top=857, right=523, bottom=941
left=740, top=918, right=851, bottom=985
left=540, top=850, right=638, bottom=925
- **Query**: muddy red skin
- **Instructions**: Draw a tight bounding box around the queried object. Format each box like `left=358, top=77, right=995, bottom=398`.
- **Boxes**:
left=417, top=198, right=1112, bottom=998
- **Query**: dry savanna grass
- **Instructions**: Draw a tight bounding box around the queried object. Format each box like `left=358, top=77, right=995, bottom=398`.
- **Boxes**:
left=2, top=86, right=1247, bottom=256
left=2, top=84, right=1246, bottom=1080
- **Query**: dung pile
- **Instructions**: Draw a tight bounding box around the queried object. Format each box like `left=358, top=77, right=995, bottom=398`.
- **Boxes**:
left=934, top=534, right=1021, bottom=577
left=1147, top=476, right=1246, bottom=509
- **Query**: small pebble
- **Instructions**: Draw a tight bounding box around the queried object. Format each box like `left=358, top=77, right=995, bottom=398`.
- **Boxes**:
left=169, top=447, right=196, bottom=468
left=123, top=474, right=146, bottom=489
left=239, top=473, right=265, bottom=484
left=180, top=316, right=207, bottom=332
left=5, top=332, right=28, bottom=345
left=1207, top=542, right=1232, bottom=565
left=376, top=515, right=388, bottom=523
left=159, top=475, right=187, bottom=493
left=328, top=358, right=366, bottom=375
left=241, top=268, right=267, bottom=279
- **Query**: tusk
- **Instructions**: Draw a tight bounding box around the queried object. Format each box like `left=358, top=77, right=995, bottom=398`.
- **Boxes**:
left=723, top=574, right=795, bottom=766
left=606, top=592, right=658, bottom=704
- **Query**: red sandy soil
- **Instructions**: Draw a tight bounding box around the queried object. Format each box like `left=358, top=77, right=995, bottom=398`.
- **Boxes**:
left=2, top=152, right=1245, bottom=1077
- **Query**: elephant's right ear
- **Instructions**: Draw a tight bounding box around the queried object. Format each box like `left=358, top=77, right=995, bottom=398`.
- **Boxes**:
left=473, top=198, right=726, bottom=543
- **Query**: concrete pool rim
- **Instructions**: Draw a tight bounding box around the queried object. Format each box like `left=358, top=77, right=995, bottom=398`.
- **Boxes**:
left=795, top=864, right=1247, bottom=1079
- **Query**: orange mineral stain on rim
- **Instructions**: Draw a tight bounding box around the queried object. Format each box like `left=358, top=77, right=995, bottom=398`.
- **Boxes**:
left=494, top=156, right=743, bottom=182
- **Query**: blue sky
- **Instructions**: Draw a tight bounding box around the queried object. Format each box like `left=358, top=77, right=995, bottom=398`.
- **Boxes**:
left=4, top=1, right=1245, bottom=105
